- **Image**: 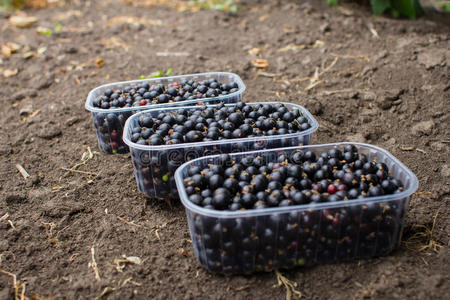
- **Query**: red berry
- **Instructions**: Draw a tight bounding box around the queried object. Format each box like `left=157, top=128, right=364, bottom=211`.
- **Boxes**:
left=139, top=99, right=147, bottom=106
left=172, top=82, right=179, bottom=87
left=110, top=131, right=119, bottom=140
left=327, top=184, right=337, bottom=194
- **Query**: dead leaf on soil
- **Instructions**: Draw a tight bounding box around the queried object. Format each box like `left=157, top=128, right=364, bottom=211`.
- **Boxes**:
left=23, top=52, right=35, bottom=59
left=114, top=255, right=142, bottom=272
left=3, top=69, right=18, bottom=78
left=259, top=14, right=270, bottom=22
left=337, top=6, right=354, bottom=16
left=248, top=47, right=261, bottom=56
left=156, top=51, right=189, bottom=57
left=9, top=14, right=38, bottom=28
left=252, top=59, right=269, bottom=68
left=36, top=26, right=52, bottom=36
left=177, top=248, right=190, bottom=257
left=53, top=10, right=83, bottom=21
left=25, top=0, right=56, bottom=9
left=121, top=0, right=205, bottom=12
left=37, top=47, right=47, bottom=54
left=95, top=58, right=105, bottom=68
left=101, top=37, right=129, bottom=51
left=105, top=16, right=162, bottom=27
left=277, top=40, right=324, bottom=52
left=2, top=43, right=21, bottom=57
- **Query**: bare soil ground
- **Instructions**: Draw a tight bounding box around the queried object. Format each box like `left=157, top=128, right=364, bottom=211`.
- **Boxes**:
left=0, top=0, right=449, bottom=299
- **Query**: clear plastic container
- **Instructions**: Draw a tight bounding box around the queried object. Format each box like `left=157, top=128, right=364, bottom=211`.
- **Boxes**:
left=123, top=102, right=319, bottom=200
left=85, top=72, right=245, bottom=154
left=174, top=143, right=418, bottom=274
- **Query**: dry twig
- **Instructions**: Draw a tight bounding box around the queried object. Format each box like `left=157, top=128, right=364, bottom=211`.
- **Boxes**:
left=403, top=209, right=442, bottom=253
left=304, top=57, right=338, bottom=91
left=90, top=247, right=101, bottom=281
left=15, top=164, right=30, bottom=179
left=114, top=255, right=142, bottom=272
left=273, top=270, right=302, bottom=300
left=366, top=23, right=379, bottom=38
left=0, top=268, right=26, bottom=300
left=117, top=216, right=143, bottom=228
left=94, top=287, right=115, bottom=300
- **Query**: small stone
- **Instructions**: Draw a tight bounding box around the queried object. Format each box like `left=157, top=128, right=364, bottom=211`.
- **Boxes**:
left=19, top=105, right=33, bottom=116
left=9, top=15, right=38, bottom=28
left=12, top=88, right=37, bottom=101
left=377, top=97, right=392, bottom=110
left=0, top=145, right=11, bottom=155
left=42, top=199, right=85, bottom=217
left=320, top=23, right=331, bottom=33
left=38, top=126, right=62, bottom=139
left=376, top=89, right=405, bottom=110
left=441, top=165, right=450, bottom=178
left=64, top=47, right=78, bottom=54
left=373, top=50, right=388, bottom=62
left=361, top=91, right=376, bottom=101
left=384, top=88, right=406, bottom=101
left=411, top=120, right=434, bottom=136
left=31, top=73, right=54, bottom=90
left=65, top=116, right=80, bottom=127
left=430, top=142, right=445, bottom=152
left=417, top=48, right=449, bottom=69
left=26, top=175, right=40, bottom=187
left=346, top=133, right=366, bottom=143
left=5, top=192, right=27, bottom=205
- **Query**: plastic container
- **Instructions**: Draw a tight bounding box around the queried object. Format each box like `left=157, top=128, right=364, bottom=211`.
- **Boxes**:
left=85, top=72, right=245, bottom=154
left=174, top=143, right=418, bottom=274
left=123, top=102, right=318, bottom=200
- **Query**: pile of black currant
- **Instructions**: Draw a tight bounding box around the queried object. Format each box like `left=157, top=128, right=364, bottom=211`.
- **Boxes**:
left=184, top=146, right=407, bottom=273
left=184, top=145, right=404, bottom=210
left=130, top=102, right=312, bottom=146
left=92, top=78, right=239, bottom=109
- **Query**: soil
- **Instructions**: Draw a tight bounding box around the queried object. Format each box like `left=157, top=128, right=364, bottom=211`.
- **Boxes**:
left=0, top=0, right=449, bottom=299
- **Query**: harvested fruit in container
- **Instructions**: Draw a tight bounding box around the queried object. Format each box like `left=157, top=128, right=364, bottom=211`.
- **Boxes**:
left=85, top=72, right=245, bottom=154
left=174, top=143, right=418, bottom=274
left=123, top=101, right=318, bottom=200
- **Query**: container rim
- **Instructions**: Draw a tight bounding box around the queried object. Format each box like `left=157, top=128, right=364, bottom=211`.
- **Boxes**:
left=85, top=72, right=246, bottom=113
left=122, top=101, right=319, bottom=150
left=175, top=142, right=419, bottom=218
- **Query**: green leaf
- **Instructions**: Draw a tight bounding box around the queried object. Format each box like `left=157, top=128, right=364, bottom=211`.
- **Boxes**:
left=149, top=70, right=163, bottom=78
left=370, top=0, right=391, bottom=15
left=54, top=23, right=62, bottom=33
left=443, top=3, right=450, bottom=12
left=229, top=5, right=238, bottom=12
left=413, top=0, right=424, bottom=15
left=326, top=0, right=338, bottom=6
left=165, top=68, right=173, bottom=76
left=391, top=7, right=400, bottom=17
left=392, top=0, right=415, bottom=18
left=214, top=4, right=225, bottom=11
left=139, top=75, right=147, bottom=79
left=38, top=28, right=52, bottom=36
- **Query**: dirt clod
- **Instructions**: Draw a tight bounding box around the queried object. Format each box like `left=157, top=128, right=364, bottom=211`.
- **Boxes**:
left=38, top=126, right=62, bottom=139
left=441, top=165, right=450, bottom=178
left=411, top=120, right=435, bottom=136
left=4, top=192, right=27, bottom=205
